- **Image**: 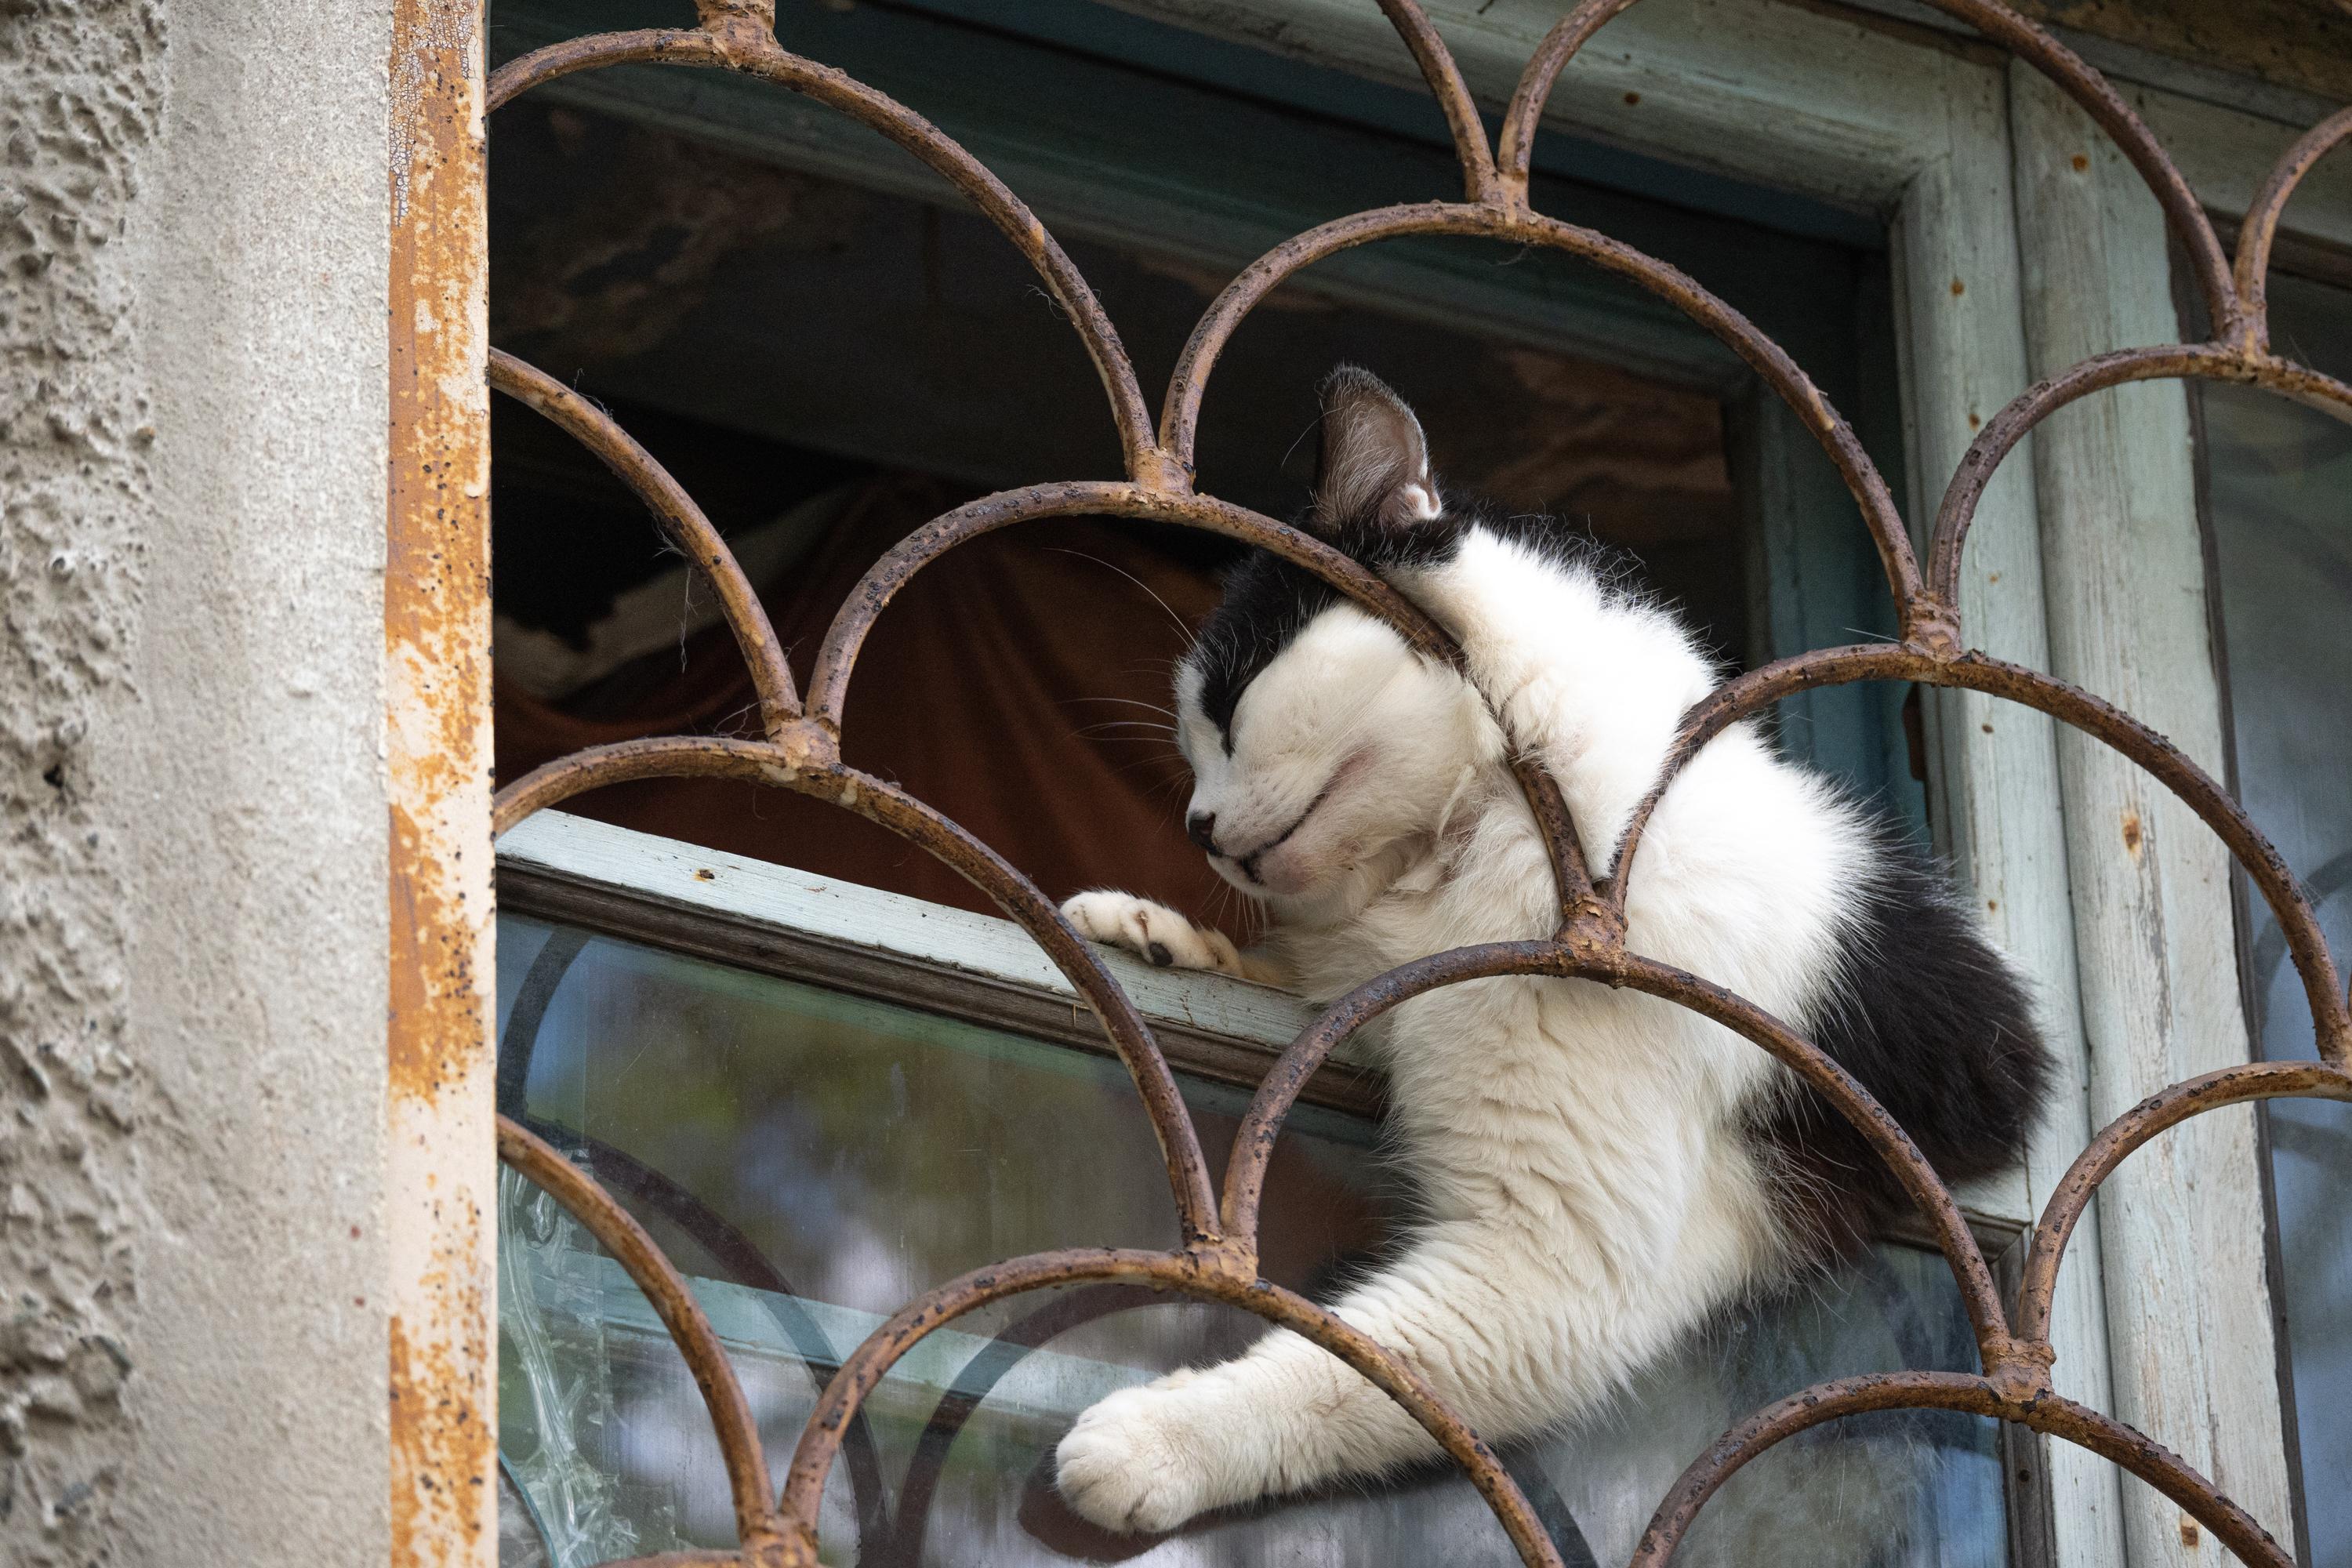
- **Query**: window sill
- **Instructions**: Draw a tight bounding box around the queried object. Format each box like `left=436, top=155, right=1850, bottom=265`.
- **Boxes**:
left=495, top=811, right=1379, bottom=1116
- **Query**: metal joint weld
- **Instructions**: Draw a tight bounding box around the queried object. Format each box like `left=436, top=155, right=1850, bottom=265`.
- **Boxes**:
left=1185, top=1236, right=1261, bottom=1285
left=1981, top=1335, right=2057, bottom=1406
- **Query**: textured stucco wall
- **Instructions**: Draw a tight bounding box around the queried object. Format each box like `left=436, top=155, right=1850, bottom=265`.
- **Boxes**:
left=0, top=1, right=162, bottom=1548
left=2, top=1, right=393, bottom=1561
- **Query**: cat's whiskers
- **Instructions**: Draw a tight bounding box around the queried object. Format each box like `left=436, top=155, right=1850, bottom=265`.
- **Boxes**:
left=1042, top=546, right=1198, bottom=652
left=1065, top=695, right=1179, bottom=720
left=1075, top=719, right=1178, bottom=738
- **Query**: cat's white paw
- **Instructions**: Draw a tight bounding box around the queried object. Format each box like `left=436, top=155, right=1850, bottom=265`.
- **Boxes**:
left=1061, top=891, right=1244, bottom=975
left=1054, top=1380, right=1223, bottom=1534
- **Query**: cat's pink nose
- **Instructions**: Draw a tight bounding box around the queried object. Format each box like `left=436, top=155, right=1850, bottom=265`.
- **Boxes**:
left=1186, top=811, right=1221, bottom=854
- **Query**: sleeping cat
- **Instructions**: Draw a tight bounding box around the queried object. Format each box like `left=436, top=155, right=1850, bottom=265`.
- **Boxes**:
left=1051, top=366, right=2050, bottom=1535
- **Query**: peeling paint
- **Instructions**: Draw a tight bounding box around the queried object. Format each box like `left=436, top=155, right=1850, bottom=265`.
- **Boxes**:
left=390, top=0, right=477, bottom=224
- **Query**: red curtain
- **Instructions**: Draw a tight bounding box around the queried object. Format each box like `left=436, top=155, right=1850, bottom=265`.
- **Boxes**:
left=497, top=475, right=1248, bottom=934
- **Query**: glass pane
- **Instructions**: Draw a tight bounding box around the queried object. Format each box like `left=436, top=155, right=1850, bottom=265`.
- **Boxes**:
left=495, top=912, right=2005, bottom=1566
left=2201, top=270, right=2352, bottom=1568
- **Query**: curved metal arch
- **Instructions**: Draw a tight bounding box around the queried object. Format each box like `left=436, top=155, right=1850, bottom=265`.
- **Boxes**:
left=1492, top=0, right=2237, bottom=338
left=488, top=349, right=800, bottom=731
left=1624, top=1371, right=2292, bottom=1568
left=2016, top=1060, right=2352, bottom=1345
left=1926, top=342, right=2352, bottom=608
left=487, top=27, right=1174, bottom=490
left=1213, top=939, right=2010, bottom=1361
left=772, top=1246, right=1571, bottom=1568
left=1911, top=0, right=2238, bottom=336
left=1494, top=0, right=1629, bottom=191
left=1915, top=85, right=2352, bottom=604
left=2236, top=106, right=2352, bottom=339
left=1370, top=0, right=1505, bottom=204
left=493, top=736, right=1225, bottom=1250
left=496, top=1115, right=786, bottom=1556
left=797, top=479, right=1604, bottom=909
left=1599, top=645, right=2350, bottom=1064
left=587, top=1135, right=901, bottom=1552
left=1155, top=202, right=1929, bottom=635
left=869, top=1283, right=1160, bottom=1563
left=1610, top=954, right=2012, bottom=1351
left=799, top=483, right=1451, bottom=725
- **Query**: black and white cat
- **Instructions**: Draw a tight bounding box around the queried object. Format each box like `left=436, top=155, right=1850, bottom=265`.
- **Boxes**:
left=1052, top=367, right=2051, bottom=1534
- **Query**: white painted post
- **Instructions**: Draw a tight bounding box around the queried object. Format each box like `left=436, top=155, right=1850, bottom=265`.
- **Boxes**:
left=1891, top=61, right=2132, bottom=1568
left=2008, top=64, right=2296, bottom=1564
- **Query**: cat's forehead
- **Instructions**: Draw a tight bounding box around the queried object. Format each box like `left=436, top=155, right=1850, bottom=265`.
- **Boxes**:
left=1180, top=510, right=1619, bottom=739
left=1180, top=551, right=1348, bottom=739
left=1181, top=521, right=1466, bottom=739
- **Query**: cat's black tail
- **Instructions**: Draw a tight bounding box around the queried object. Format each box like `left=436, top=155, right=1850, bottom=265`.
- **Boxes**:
left=1749, top=830, right=2053, bottom=1260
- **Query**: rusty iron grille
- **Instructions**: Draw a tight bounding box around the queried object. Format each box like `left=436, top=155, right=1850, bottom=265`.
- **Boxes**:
left=467, top=2, right=2352, bottom=1563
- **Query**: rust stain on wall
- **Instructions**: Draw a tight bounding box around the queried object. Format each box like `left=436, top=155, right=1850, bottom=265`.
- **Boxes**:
left=388, top=0, right=495, bottom=1564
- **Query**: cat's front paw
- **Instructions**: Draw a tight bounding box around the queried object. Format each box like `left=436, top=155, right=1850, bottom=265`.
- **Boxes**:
left=1062, top=891, right=1247, bottom=975
left=1054, top=1379, right=1225, bottom=1535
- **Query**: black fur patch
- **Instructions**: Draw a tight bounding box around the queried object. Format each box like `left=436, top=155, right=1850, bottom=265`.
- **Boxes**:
left=1185, top=485, right=2052, bottom=1258
left=1751, top=832, right=2053, bottom=1260
left=1188, top=503, right=1634, bottom=746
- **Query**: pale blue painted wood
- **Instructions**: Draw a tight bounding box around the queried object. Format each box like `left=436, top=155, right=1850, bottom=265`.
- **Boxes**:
left=498, top=810, right=1336, bottom=1054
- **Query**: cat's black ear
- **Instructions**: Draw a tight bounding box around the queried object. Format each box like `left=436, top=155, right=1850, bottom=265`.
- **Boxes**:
left=1310, top=365, right=1441, bottom=533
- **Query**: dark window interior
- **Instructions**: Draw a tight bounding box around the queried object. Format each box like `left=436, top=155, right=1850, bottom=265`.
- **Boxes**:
left=486, top=0, right=1901, bottom=926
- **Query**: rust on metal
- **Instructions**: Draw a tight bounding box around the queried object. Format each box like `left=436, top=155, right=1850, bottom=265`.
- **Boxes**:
left=2015, top=1061, right=2352, bottom=1345
left=772, top=1246, right=1568, bottom=1568
left=1372, top=0, right=1504, bottom=204
left=1153, top=201, right=1926, bottom=637
left=799, top=481, right=1457, bottom=725
left=441, top=0, right=2352, bottom=1563
left=1625, top=1371, right=2292, bottom=1568
left=1922, top=0, right=2240, bottom=335
left=1928, top=341, right=2352, bottom=608
left=388, top=0, right=498, bottom=1565
left=2234, top=106, right=2352, bottom=343
left=1602, top=642, right=2350, bottom=1065
left=1497, top=2, right=1636, bottom=195
left=486, top=349, right=800, bottom=732
left=494, top=735, right=1229, bottom=1254
left=793, top=474, right=1601, bottom=910
left=486, top=28, right=1177, bottom=492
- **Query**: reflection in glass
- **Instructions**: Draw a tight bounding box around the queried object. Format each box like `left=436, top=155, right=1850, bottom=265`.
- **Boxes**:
left=2201, top=271, right=2352, bottom=1568
left=495, top=913, right=2005, bottom=1565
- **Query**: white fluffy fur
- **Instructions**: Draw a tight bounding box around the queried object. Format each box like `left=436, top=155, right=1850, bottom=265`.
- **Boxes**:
left=1056, top=524, right=1882, bottom=1534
